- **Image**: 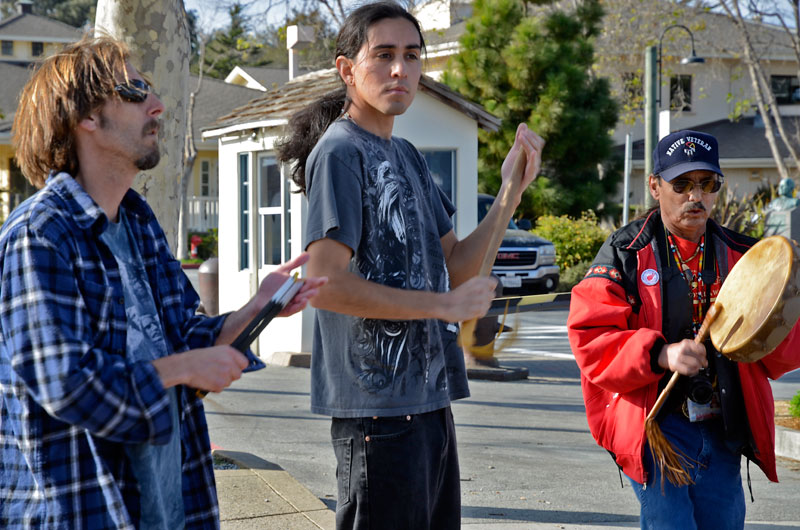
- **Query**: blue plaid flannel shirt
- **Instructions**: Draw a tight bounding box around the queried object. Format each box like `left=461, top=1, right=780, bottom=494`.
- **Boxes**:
left=0, top=173, right=227, bottom=529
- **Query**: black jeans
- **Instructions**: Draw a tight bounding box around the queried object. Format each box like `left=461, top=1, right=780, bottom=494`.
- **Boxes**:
left=330, top=407, right=461, bottom=530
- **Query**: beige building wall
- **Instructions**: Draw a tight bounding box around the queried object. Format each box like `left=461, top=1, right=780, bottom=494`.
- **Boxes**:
left=0, top=40, right=63, bottom=62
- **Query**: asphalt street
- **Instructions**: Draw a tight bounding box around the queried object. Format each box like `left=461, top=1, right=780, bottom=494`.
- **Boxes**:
left=203, top=309, right=800, bottom=529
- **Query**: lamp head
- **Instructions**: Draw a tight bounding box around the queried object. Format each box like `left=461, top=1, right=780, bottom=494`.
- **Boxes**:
left=680, top=53, right=705, bottom=65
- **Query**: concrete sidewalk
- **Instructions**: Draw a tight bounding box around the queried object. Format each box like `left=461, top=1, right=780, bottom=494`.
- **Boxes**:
left=213, top=450, right=335, bottom=529
left=204, top=308, right=800, bottom=530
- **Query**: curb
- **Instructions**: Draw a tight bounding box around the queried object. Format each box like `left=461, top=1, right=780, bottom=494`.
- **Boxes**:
left=264, top=351, right=311, bottom=368
left=776, top=426, right=800, bottom=462
left=213, top=450, right=334, bottom=529
left=467, top=365, right=529, bottom=381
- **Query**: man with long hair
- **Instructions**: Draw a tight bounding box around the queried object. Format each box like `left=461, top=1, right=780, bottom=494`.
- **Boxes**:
left=0, top=35, right=325, bottom=528
left=278, top=2, right=544, bottom=528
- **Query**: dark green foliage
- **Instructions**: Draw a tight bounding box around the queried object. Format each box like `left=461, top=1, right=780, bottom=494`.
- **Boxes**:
left=189, top=229, right=218, bottom=260
left=186, top=9, right=201, bottom=60
left=191, top=3, right=337, bottom=80
left=198, top=228, right=218, bottom=259
left=200, top=3, right=273, bottom=79
left=443, top=0, right=620, bottom=219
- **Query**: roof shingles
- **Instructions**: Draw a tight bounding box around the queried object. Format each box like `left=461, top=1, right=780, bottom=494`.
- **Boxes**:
left=205, top=68, right=500, bottom=135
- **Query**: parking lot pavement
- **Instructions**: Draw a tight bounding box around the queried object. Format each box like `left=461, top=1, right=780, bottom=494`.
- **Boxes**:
left=206, top=309, right=800, bottom=529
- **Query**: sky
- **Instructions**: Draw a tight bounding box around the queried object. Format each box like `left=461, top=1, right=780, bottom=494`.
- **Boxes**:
left=183, top=0, right=358, bottom=32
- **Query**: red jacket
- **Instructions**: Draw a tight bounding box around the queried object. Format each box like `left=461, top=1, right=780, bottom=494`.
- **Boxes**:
left=568, top=210, right=800, bottom=484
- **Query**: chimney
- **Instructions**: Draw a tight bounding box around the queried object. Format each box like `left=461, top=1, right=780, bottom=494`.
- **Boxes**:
left=286, top=25, right=314, bottom=80
left=16, top=1, right=33, bottom=15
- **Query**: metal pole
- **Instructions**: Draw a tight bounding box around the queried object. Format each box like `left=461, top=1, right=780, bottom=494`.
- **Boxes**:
left=623, top=133, right=631, bottom=225
left=644, top=46, right=658, bottom=209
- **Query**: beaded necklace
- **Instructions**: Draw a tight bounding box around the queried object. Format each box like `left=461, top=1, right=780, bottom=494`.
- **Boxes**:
left=667, top=232, right=706, bottom=335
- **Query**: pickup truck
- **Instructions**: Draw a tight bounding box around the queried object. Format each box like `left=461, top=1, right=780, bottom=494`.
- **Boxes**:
left=478, top=193, right=560, bottom=295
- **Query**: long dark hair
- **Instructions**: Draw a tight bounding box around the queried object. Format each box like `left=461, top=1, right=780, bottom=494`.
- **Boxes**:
left=276, top=1, right=425, bottom=193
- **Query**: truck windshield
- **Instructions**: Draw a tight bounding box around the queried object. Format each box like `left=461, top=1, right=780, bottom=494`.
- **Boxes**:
left=478, top=196, right=519, bottom=229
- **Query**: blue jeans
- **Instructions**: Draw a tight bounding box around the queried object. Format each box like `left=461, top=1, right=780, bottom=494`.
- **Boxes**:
left=627, top=413, right=745, bottom=530
left=330, top=407, right=460, bottom=530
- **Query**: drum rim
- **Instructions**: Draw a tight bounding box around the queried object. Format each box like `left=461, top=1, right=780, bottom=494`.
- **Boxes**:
left=710, top=235, right=794, bottom=355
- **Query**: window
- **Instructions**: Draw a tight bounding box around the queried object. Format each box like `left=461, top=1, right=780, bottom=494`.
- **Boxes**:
left=621, top=72, right=644, bottom=111
left=200, top=160, right=210, bottom=196
left=670, top=74, right=692, bottom=111
left=257, top=155, right=282, bottom=266
left=238, top=153, right=249, bottom=271
left=31, top=41, right=43, bottom=57
left=1, top=41, right=13, bottom=56
left=421, top=150, right=456, bottom=202
left=771, top=75, right=800, bottom=105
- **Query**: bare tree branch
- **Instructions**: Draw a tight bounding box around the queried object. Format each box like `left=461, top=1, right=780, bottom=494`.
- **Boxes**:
left=713, top=0, right=800, bottom=179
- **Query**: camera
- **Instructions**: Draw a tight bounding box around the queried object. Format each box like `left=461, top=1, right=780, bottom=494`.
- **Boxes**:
left=687, top=369, right=714, bottom=404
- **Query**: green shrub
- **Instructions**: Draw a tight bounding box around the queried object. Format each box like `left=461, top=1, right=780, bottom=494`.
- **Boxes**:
left=558, top=259, right=593, bottom=292
left=790, top=390, right=800, bottom=419
left=188, top=228, right=218, bottom=260
left=198, top=228, right=218, bottom=259
left=534, top=210, right=610, bottom=271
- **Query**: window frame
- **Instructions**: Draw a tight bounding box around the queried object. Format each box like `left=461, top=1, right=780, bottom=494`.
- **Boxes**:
left=238, top=153, right=250, bottom=271
left=420, top=149, right=456, bottom=203
left=200, top=160, right=210, bottom=196
left=256, top=153, right=284, bottom=268
left=771, top=75, right=800, bottom=105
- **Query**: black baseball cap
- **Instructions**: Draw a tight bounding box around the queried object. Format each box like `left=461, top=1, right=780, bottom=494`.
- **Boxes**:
left=652, top=129, right=723, bottom=182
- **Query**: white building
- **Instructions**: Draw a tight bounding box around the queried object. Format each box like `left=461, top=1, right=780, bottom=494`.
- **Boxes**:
left=415, top=0, right=800, bottom=204
left=203, top=69, right=500, bottom=361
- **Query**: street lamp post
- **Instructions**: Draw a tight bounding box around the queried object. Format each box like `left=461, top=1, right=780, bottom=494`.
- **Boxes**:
left=643, top=25, right=705, bottom=208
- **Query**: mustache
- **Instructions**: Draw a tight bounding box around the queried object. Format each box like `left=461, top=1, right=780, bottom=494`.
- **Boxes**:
left=681, top=201, right=706, bottom=213
left=142, top=119, right=160, bottom=136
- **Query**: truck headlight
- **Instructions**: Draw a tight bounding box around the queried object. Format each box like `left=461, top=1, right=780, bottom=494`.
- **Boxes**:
left=539, top=245, right=556, bottom=265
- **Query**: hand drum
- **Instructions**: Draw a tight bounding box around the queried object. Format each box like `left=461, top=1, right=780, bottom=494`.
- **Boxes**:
left=710, top=235, right=800, bottom=362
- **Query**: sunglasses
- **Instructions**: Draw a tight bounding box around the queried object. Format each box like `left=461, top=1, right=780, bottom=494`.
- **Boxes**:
left=114, top=78, right=151, bottom=103
left=669, top=176, right=723, bottom=194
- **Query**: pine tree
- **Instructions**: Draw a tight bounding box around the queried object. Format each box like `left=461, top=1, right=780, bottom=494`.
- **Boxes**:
left=443, top=0, right=620, bottom=218
left=201, top=3, right=272, bottom=79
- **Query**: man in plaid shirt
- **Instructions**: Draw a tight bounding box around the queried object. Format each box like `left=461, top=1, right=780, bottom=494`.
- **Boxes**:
left=0, top=36, right=324, bottom=529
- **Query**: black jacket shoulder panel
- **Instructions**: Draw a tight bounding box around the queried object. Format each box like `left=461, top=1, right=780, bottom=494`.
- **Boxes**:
left=710, top=220, right=758, bottom=254
left=608, top=210, right=660, bottom=252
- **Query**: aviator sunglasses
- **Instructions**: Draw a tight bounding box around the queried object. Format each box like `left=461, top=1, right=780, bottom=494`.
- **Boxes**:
left=668, top=176, right=723, bottom=194
left=114, top=78, right=151, bottom=103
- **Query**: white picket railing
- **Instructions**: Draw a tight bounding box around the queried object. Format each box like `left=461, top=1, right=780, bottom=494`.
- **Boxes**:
left=187, top=196, right=219, bottom=233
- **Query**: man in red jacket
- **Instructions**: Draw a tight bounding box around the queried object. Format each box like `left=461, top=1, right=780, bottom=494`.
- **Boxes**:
left=568, top=129, right=800, bottom=529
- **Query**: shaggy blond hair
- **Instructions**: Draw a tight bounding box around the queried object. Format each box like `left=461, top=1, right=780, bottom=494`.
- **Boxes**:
left=12, top=34, right=133, bottom=188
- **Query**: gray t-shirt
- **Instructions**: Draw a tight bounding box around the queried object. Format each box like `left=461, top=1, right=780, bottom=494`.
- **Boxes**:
left=305, top=118, right=470, bottom=417
left=100, top=210, right=185, bottom=530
